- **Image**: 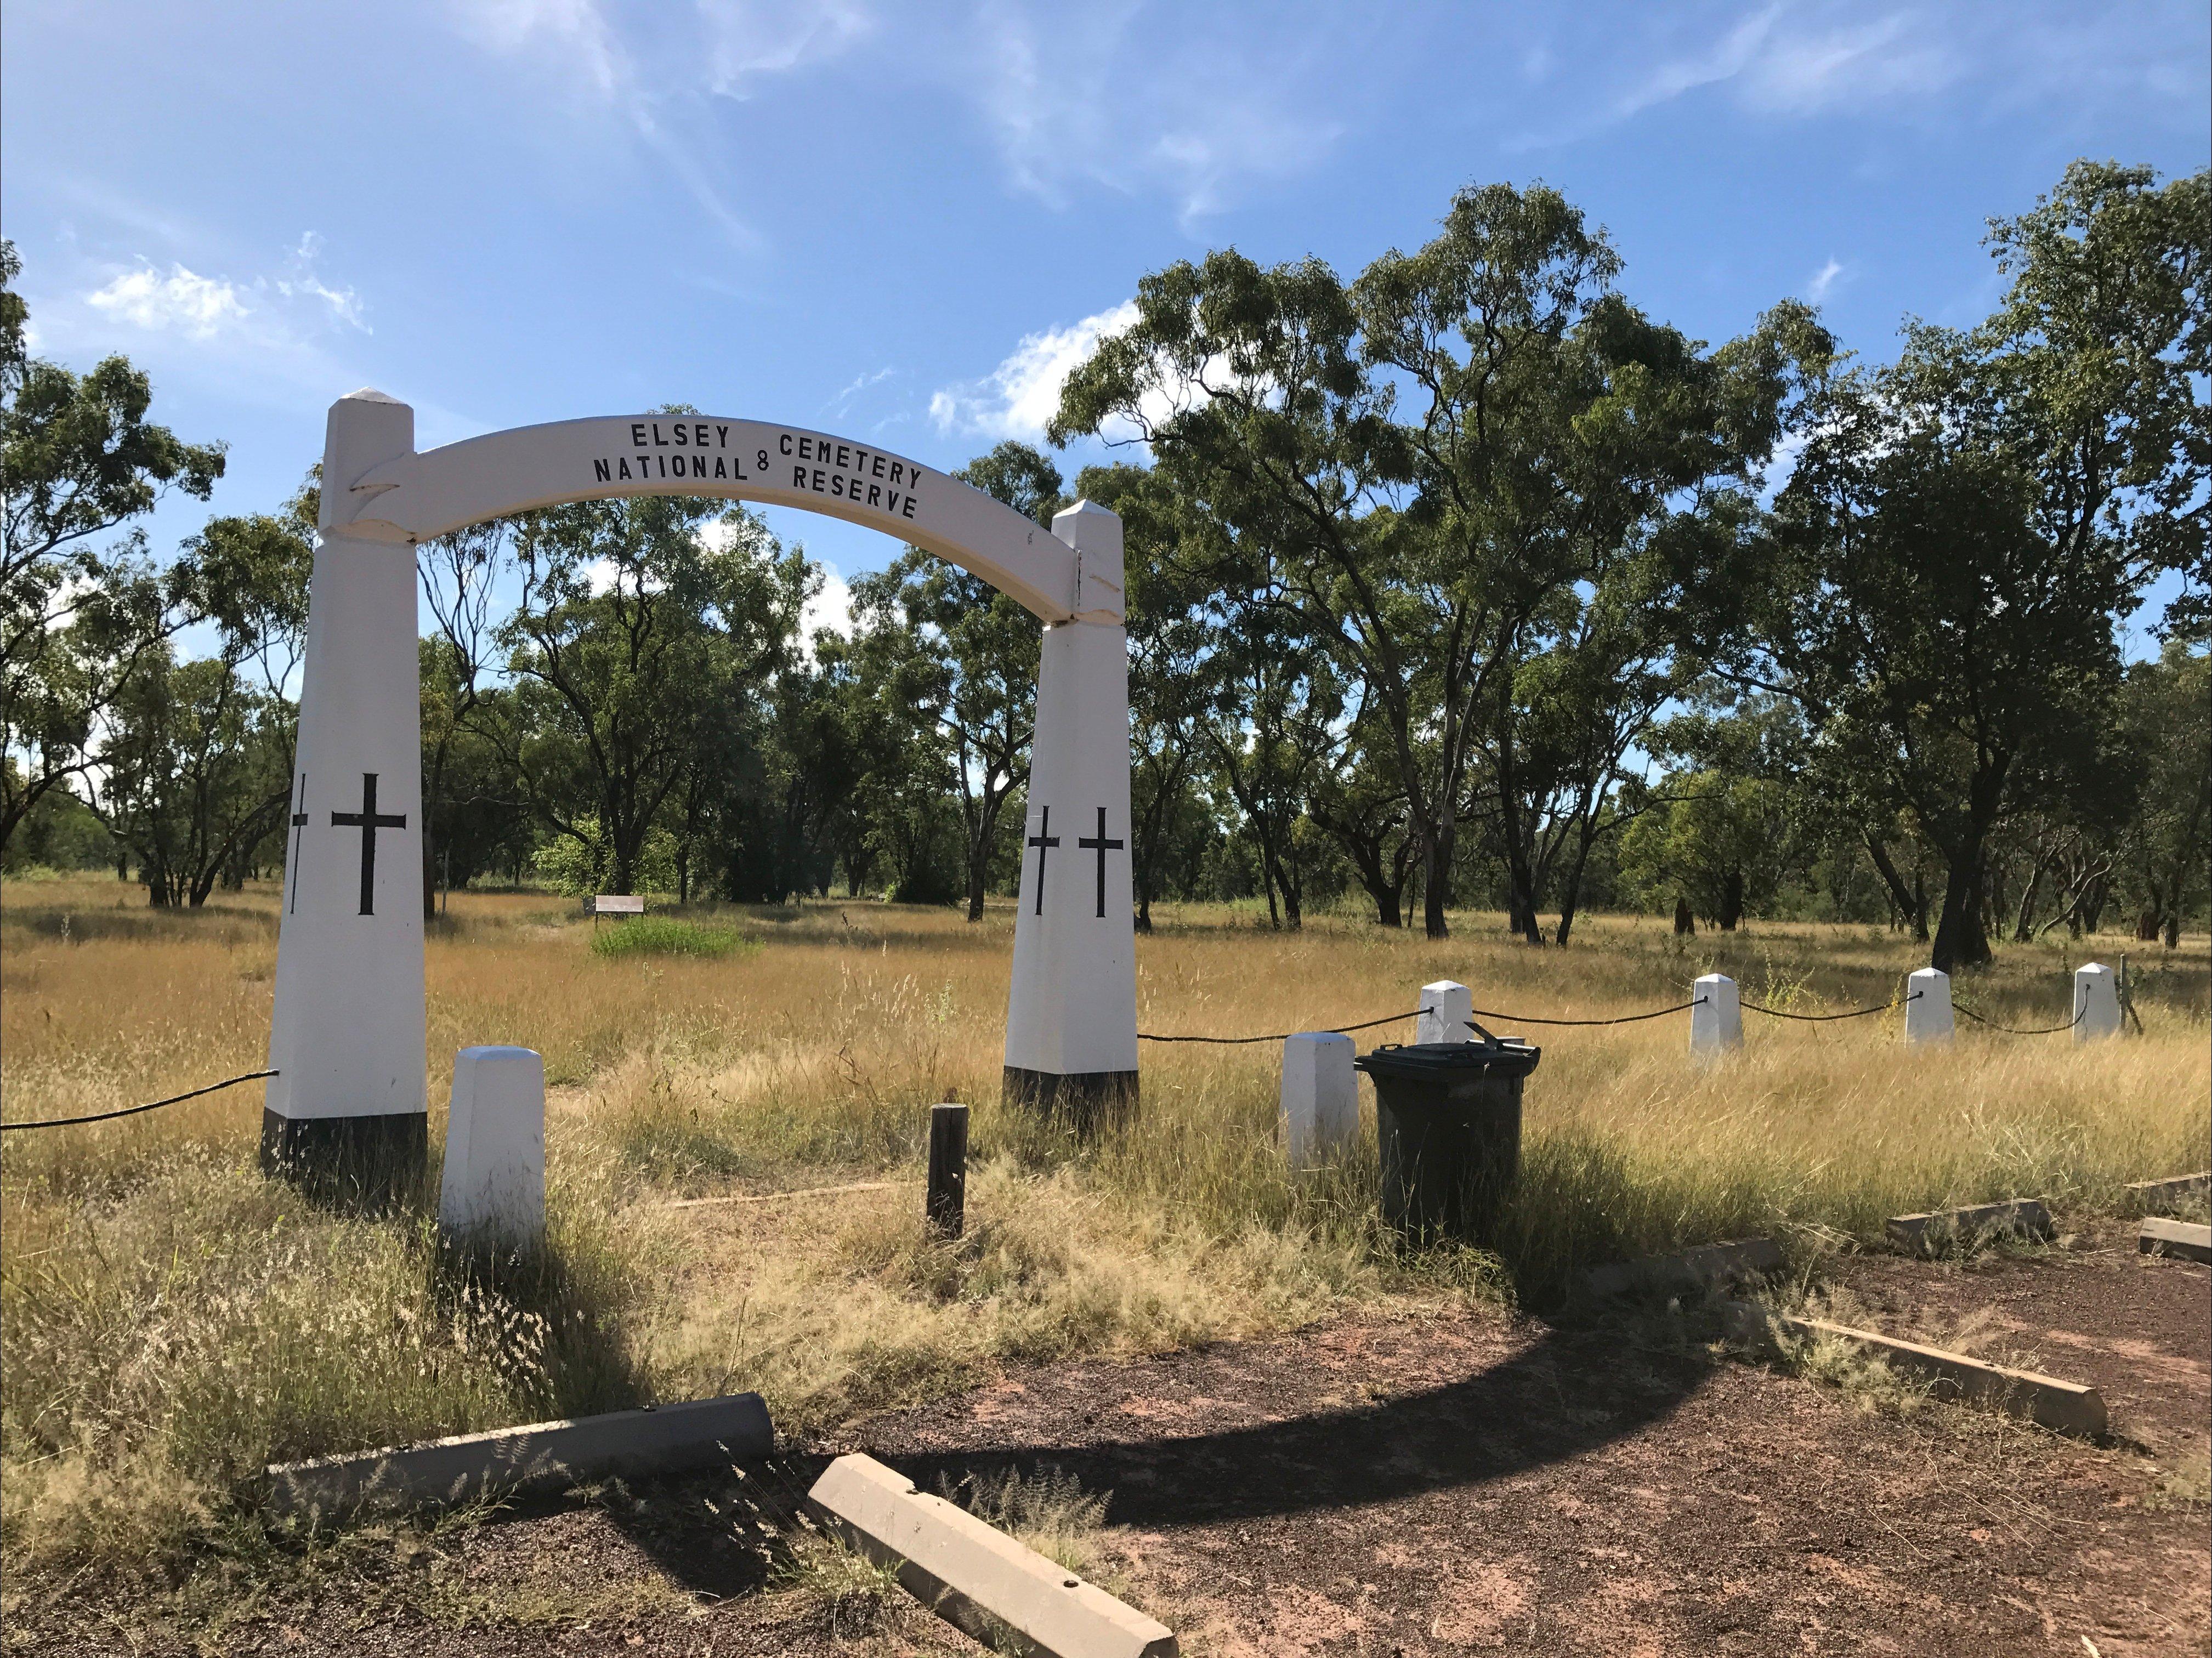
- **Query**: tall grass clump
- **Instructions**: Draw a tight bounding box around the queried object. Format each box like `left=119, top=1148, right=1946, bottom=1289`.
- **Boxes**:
left=589, top=916, right=756, bottom=959
left=0, top=1139, right=657, bottom=1581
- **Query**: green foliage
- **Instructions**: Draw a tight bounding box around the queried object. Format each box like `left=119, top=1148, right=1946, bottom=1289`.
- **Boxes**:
left=1748, top=160, right=2206, bottom=969
left=1, top=240, right=229, bottom=855
left=588, top=916, right=755, bottom=959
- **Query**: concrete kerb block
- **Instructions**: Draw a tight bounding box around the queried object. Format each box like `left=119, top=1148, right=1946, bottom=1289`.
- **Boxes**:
left=1720, top=1302, right=2107, bottom=1438
left=1902, top=967, right=1954, bottom=1045
left=2074, top=962, right=2123, bottom=1042
left=2139, top=1217, right=2212, bottom=1264
left=1689, top=973, right=1742, bottom=1058
left=1585, top=1237, right=1784, bottom=1301
left=438, top=1046, right=546, bottom=1250
left=808, top=1453, right=1177, bottom=1658
left=1281, top=1032, right=1358, bottom=1168
left=265, top=1393, right=773, bottom=1524
left=2125, top=1172, right=2211, bottom=1214
left=1416, top=980, right=1473, bottom=1045
left=1885, top=1198, right=2055, bottom=1256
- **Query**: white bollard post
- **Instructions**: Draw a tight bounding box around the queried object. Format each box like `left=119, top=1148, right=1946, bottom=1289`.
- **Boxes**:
left=1689, top=973, right=1743, bottom=1058
left=263, top=390, right=429, bottom=1197
left=1003, top=502, right=1139, bottom=1129
left=1417, top=980, right=1473, bottom=1045
left=439, top=1047, right=546, bottom=1250
left=2074, top=962, right=2122, bottom=1042
left=1280, top=1033, right=1358, bottom=1167
left=1903, top=967, right=1954, bottom=1044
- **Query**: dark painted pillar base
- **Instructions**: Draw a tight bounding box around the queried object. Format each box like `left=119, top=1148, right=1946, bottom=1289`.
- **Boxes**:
left=1002, top=1067, right=1139, bottom=1135
left=260, top=1109, right=428, bottom=1210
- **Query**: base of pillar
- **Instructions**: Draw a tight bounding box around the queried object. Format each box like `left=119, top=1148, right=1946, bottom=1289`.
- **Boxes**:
left=260, top=1109, right=427, bottom=1208
left=1002, top=1066, right=1139, bottom=1134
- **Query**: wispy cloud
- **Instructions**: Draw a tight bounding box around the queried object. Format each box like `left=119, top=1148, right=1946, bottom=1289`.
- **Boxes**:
left=448, top=0, right=874, bottom=251
left=824, top=365, right=898, bottom=417
left=1617, top=5, right=1955, bottom=121
left=1806, top=256, right=1846, bottom=301
left=929, top=300, right=1138, bottom=441
left=960, top=4, right=1355, bottom=224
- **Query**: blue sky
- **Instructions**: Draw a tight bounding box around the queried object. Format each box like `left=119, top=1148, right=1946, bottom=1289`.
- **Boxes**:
left=4, top=1, right=2206, bottom=641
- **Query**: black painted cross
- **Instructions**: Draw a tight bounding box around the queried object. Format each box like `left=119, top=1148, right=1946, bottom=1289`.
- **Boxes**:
left=330, top=771, right=407, bottom=916
left=1076, top=807, right=1124, bottom=919
left=286, top=772, right=309, bottom=915
left=1026, top=805, right=1059, bottom=916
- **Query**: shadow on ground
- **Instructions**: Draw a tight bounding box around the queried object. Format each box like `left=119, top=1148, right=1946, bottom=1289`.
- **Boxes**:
left=596, top=1313, right=1715, bottom=1600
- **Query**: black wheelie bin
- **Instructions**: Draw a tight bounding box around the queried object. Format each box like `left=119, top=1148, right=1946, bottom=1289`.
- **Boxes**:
left=1353, top=1036, right=1541, bottom=1242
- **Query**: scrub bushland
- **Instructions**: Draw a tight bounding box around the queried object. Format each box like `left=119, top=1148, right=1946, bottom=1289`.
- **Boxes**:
left=3, top=877, right=2205, bottom=1590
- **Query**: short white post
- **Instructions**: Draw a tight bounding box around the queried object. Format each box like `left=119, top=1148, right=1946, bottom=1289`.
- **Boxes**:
left=2074, top=963, right=2122, bottom=1042
left=1689, top=973, right=1743, bottom=1057
left=439, top=1046, right=546, bottom=1250
left=1281, top=1033, right=1358, bottom=1167
left=263, top=390, right=429, bottom=1196
left=1003, top=502, right=1139, bottom=1128
left=1417, top=980, right=1473, bottom=1044
left=1903, top=967, right=1954, bottom=1044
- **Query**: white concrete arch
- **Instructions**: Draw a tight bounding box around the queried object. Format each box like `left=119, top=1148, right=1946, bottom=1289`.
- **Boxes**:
left=331, top=396, right=1123, bottom=624
left=264, top=389, right=1138, bottom=1192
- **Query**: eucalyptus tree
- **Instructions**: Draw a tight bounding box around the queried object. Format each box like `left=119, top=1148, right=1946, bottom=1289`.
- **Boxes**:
left=498, top=497, right=810, bottom=895
left=0, top=241, right=226, bottom=851
left=1749, top=162, right=2204, bottom=972
left=1056, top=181, right=1824, bottom=938
left=850, top=441, right=1062, bottom=920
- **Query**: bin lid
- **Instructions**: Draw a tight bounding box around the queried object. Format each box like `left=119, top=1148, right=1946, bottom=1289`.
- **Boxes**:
left=1354, top=1039, right=1541, bottom=1079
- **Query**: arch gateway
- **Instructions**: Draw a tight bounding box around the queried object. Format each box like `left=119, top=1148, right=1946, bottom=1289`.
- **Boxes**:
left=262, top=390, right=1138, bottom=1185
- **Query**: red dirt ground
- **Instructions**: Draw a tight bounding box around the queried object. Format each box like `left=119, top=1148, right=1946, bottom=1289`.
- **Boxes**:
left=10, top=1229, right=2207, bottom=1657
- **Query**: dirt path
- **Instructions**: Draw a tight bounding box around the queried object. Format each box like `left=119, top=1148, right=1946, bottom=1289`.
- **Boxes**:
left=11, top=1234, right=2207, bottom=1657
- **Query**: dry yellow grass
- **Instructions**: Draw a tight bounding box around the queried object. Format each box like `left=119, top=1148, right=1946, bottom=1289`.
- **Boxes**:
left=3, top=874, right=2206, bottom=1584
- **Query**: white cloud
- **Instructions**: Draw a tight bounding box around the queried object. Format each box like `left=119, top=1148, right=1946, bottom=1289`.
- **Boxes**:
left=802, top=561, right=853, bottom=643
left=1806, top=257, right=1846, bottom=301
left=77, top=234, right=371, bottom=357
left=86, top=264, right=251, bottom=339
left=930, top=300, right=1138, bottom=442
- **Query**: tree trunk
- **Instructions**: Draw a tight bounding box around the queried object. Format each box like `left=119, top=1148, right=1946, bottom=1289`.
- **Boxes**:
left=1674, top=895, right=1695, bottom=935
left=1718, top=868, right=1745, bottom=931
left=1419, top=816, right=1453, bottom=939
left=965, top=859, right=987, bottom=924
left=1911, top=868, right=1929, bottom=944
left=2013, top=862, right=2045, bottom=942
left=1374, top=884, right=1402, bottom=929
left=1863, top=833, right=1925, bottom=939
left=1931, top=836, right=1994, bottom=975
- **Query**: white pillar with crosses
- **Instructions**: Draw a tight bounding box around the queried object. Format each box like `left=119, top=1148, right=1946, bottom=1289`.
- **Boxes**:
left=263, top=390, right=429, bottom=1188
left=1003, top=501, right=1138, bottom=1125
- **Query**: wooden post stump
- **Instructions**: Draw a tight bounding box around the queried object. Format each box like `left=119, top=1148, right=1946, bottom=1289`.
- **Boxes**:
left=927, top=1102, right=969, bottom=1239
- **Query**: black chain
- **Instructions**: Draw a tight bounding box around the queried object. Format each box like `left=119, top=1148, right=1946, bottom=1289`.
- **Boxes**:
left=1138, top=1009, right=1419, bottom=1045
left=0, top=1070, right=277, bottom=1133
left=1955, top=1003, right=2088, bottom=1036
left=1464, top=997, right=1708, bottom=1028
left=1740, top=990, right=1921, bottom=1022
